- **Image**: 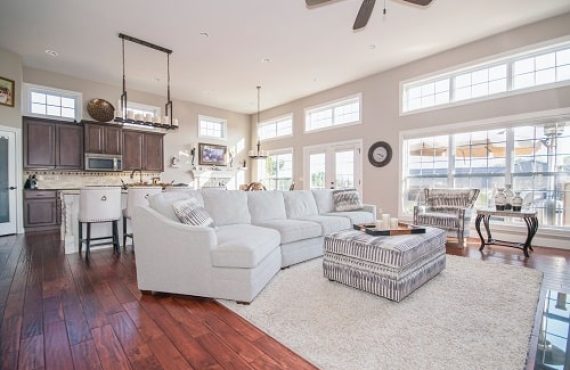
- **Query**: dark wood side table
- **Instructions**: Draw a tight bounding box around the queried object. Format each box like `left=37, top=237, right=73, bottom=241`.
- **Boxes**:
left=475, top=209, right=539, bottom=258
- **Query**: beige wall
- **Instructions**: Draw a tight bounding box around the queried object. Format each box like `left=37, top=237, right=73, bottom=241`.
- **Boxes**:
left=253, top=12, right=570, bottom=216
left=23, top=67, right=252, bottom=184
left=0, top=48, right=23, bottom=128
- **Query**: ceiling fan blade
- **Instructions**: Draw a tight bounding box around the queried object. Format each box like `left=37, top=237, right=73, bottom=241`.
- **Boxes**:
left=403, top=0, right=432, bottom=6
left=306, top=0, right=332, bottom=6
left=353, top=0, right=376, bottom=30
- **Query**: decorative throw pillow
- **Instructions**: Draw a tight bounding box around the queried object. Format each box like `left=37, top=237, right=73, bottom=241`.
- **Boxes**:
left=333, top=189, right=363, bottom=212
left=172, top=198, right=214, bottom=227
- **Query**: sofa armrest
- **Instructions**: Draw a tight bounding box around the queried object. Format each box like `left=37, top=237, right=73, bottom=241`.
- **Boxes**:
left=132, top=205, right=218, bottom=293
left=362, top=204, right=376, bottom=218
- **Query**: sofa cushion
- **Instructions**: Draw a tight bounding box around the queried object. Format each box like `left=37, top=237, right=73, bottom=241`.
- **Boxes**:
left=326, top=211, right=374, bottom=225
left=256, top=219, right=322, bottom=244
left=212, top=224, right=280, bottom=269
left=295, top=215, right=351, bottom=235
left=148, top=190, right=204, bottom=221
left=202, top=190, right=251, bottom=226
left=172, top=198, right=214, bottom=227
left=282, top=191, right=319, bottom=219
left=333, top=188, right=363, bottom=212
left=312, top=189, right=335, bottom=214
left=247, top=191, right=287, bottom=223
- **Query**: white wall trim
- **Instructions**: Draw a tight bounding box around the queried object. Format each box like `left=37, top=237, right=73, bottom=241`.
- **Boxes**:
left=0, top=124, right=24, bottom=234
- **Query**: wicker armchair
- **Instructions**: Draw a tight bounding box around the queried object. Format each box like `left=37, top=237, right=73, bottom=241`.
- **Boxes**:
left=413, top=188, right=480, bottom=242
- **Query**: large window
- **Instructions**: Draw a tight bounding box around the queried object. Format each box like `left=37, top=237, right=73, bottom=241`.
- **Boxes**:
left=198, top=115, right=227, bottom=140
left=401, top=121, right=570, bottom=229
left=305, top=94, right=361, bottom=132
left=402, top=41, right=570, bottom=113
left=23, top=83, right=82, bottom=121
left=258, top=114, right=293, bottom=141
left=258, top=149, right=293, bottom=191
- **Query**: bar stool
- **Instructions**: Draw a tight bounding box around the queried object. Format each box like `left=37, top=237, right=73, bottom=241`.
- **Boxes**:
left=78, top=187, right=122, bottom=259
left=123, top=187, right=162, bottom=249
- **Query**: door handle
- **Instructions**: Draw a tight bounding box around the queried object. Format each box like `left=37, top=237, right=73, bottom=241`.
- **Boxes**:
left=8, top=186, right=16, bottom=190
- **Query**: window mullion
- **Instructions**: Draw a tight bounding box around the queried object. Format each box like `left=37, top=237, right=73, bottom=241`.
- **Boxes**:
left=505, top=128, right=514, bottom=186
left=448, top=135, right=455, bottom=187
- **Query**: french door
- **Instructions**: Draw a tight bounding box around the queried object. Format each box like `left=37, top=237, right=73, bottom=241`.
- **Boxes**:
left=0, top=130, right=17, bottom=235
left=304, top=140, right=362, bottom=193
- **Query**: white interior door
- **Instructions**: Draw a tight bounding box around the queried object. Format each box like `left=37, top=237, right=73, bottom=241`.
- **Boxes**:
left=0, top=130, right=17, bottom=235
left=304, top=140, right=362, bottom=193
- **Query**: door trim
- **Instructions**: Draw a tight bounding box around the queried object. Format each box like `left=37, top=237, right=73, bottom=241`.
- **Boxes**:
left=302, top=139, right=363, bottom=196
left=0, top=124, right=24, bottom=234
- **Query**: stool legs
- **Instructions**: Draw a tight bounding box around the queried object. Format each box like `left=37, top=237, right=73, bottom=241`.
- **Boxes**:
left=86, top=223, right=91, bottom=259
left=112, top=220, right=119, bottom=254
left=78, top=222, right=83, bottom=254
left=122, top=217, right=128, bottom=249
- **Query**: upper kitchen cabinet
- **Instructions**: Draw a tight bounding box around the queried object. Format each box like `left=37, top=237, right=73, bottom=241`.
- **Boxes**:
left=122, top=130, right=164, bottom=172
left=84, top=123, right=122, bottom=155
left=23, top=117, right=83, bottom=170
left=144, top=133, right=164, bottom=172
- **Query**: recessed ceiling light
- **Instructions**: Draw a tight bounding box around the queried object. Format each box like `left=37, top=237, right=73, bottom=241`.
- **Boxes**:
left=45, top=49, right=58, bottom=57
left=369, top=44, right=376, bottom=50
left=261, top=58, right=271, bottom=63
left=199, top=32, right=209, bottom=38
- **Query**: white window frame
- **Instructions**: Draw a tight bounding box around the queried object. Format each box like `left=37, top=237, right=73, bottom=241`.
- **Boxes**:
left=400, top=37, right=570, bottom=116
left=118, top=100, right=161, bottom=119
left=257, top=113, right=294, bottom=142
left=198, top=115, right=227, bottom=141
left=398, top=107, right=570, bottom=238
left=257, top=147, right=294, bottom=191
left=304, top=93, right=362, bottom=133
left=22, top=83, right=82, bottom=122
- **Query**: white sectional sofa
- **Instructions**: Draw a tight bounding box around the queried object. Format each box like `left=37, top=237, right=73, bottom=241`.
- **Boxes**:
left=132, top=189, right=375, bottom=303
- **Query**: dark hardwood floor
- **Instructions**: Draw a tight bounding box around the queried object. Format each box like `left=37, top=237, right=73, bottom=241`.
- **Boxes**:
left=1, top=232, right=568, bottom=370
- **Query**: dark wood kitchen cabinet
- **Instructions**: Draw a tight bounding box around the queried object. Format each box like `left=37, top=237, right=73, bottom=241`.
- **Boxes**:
left=144, top=133, right=164, bottom=172
left=84, top=123, right=122, bottom=155
left=122, top=130, right=145, bottom=170
left=24, top=190, right=60, bottom=232
left=24, top=117, right=83, bottom=170
left=122, top=130, right=164, bottom=172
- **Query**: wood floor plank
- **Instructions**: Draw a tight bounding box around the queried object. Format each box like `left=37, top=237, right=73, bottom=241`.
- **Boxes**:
left=18, top=334, right=44, bottom=370
left=91, top=325, right=131, bottom=370
left=70, top=339, right=103, bottom=370
left=44, top=320, right=74, bottom=370
left=108, top=311, right=163, bottom=370
left=146, top=333, right=194, bottom=370
left=122, top=301, right=164, bottom=341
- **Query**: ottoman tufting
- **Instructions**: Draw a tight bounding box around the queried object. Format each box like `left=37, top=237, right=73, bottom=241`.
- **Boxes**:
left=323, top=227, right=447, bottom=302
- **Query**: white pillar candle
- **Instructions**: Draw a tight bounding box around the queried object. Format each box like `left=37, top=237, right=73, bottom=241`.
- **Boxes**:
left=381, top=214, right=390, bottom=229
left=173, top=118, right=179, bottom=126
left=390, top=217, right=399, bottom=229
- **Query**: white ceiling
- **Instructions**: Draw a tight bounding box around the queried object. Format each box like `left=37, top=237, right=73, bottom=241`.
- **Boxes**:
left=1, top=0, right=569, bottom=114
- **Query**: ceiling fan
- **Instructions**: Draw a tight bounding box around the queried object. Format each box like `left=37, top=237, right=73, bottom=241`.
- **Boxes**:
left=306, top=0, right=433, bottom=30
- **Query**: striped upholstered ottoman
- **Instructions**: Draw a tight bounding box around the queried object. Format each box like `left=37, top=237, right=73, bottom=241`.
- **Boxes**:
left=323, top=227, right=446, bottom=302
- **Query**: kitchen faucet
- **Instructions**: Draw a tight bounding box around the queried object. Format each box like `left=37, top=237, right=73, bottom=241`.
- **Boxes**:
left=130, top=169, right=143, bottom=183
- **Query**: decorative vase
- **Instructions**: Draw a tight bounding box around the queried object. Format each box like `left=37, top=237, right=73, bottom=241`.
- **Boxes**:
left=512, top=191, right=523, bottom=212
left=495, top=188, right=506, bottom=211
left=504, top=184, right=514, bottom=211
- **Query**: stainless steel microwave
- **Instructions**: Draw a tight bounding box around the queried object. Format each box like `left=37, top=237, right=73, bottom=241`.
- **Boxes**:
left=84, top=153, right=123, bottom=172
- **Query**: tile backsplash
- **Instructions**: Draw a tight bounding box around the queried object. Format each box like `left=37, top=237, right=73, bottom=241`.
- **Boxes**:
left=24, top=171, right=162, bottom=189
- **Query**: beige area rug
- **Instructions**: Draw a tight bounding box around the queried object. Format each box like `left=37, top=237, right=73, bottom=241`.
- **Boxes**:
left=220, top=255, right=543, bottom=370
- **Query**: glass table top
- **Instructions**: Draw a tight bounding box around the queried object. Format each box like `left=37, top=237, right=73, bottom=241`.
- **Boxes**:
left=535, top=290, right=570, bottom=369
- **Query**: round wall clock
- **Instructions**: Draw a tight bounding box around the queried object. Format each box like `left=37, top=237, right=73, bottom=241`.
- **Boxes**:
left=368, top=141, right=392, bottom=167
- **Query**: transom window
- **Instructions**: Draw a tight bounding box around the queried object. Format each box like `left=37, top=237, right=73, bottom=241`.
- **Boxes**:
left=401, top=121, right=570, bottom=229
left=198, top=115, right=227, bottom=140
left=305, top=94, right=361, bottom=132
left=402, top=41, right=570, bottom=114
left=258, top=149, right=293, bottom=191
left=23, top=83, right=82, bottom=121
left=258, top=114, right=293, bottom=141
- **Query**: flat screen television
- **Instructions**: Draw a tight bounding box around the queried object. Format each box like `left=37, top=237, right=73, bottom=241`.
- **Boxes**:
left=198, top=143, right=228, bottom=166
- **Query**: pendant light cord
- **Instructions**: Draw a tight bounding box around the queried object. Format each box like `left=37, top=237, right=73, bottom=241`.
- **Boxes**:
left=121, top=38, right=127, bottom=119
left=256, top=86, right=261, bottom=153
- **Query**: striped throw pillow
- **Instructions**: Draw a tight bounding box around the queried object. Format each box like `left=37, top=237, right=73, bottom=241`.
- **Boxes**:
left=333, top=189, right=362, bottom=212
left=172, top=198, right=214, bottom=227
